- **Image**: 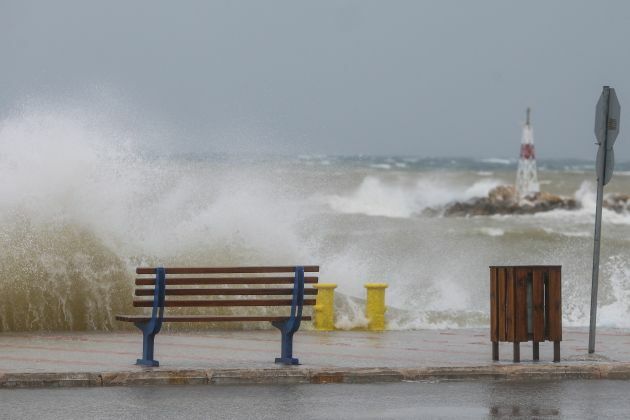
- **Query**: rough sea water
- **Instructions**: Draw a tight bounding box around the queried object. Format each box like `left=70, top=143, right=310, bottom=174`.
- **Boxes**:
left=3, top=110, right=630, bottom=332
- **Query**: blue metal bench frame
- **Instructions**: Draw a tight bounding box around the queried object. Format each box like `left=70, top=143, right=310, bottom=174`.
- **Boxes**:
left=133, top=266, right=306, bottom=367
left=134, top=267, right=166, bottom=367
left=272, top=266, right=305, bottom=365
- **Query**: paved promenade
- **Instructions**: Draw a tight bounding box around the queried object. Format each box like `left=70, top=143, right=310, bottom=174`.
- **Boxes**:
left=1, top=327, right=630, bottom=387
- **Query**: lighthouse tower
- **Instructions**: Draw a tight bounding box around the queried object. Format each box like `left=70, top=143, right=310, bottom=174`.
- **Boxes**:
left=515, top=108, right=540, bottom=200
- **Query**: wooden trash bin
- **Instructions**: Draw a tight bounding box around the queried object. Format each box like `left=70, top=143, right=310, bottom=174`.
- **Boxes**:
left=490, top=265, right=562, bottom=363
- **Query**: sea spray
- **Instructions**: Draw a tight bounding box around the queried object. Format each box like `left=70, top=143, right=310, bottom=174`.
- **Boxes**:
left=0, top=109, right=320, bottom=330
left=3, top=109, right=630, bottom=331
left=0, top=212, right=130, bottom=331
left=326, top=175, right=502, bottom=218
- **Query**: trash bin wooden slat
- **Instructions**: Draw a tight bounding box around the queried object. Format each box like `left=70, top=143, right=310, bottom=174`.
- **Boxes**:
left=490, top=268, right=498, bottom=343
left=490, top=265, right=561, bottom=363
left=532, top=269, right=545, bottom=343
left=548, top=268, right=562, bottom=341
left=497, top=268, right=506, bottom=341
left=515, top=268, right=528, bottom=343
left=506, top=269, right=516, bottom=341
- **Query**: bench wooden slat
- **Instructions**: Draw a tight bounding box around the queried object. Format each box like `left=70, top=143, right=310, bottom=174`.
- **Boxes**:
left=135, top=276, right=319, bottom=285
left=116, top=315, right=312, bottom=322
left=133, top=298, right=317, bottom=307
left=134, top=288, right=318, bottom=296
left=136, top=266, right=319, bottom=275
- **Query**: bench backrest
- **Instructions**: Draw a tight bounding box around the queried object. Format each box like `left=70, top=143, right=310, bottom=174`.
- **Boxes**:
left=133, top=266, right=319, bottom=319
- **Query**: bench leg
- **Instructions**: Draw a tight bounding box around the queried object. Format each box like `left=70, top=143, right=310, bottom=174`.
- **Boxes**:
left=272, top=321, right=299, bottom=365
left=135, top=322, right=160, bottom=367
left=276, top=329, right=298, bottom=365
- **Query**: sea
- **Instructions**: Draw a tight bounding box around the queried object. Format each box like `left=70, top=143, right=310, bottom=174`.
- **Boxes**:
left=2, top=111, right=630, bottom=332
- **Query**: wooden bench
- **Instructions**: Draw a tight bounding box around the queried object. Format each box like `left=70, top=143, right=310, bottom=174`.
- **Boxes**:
left=116, top=265, right=319, bottom=367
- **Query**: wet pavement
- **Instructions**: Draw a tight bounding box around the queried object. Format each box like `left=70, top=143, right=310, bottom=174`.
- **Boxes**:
left=1, top=327, right=629, bottom=373
left=3, top=380, right=630, bottom=419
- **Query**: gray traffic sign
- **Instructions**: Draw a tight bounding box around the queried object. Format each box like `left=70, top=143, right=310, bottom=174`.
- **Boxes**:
left=594, top=87, right=620, bottom=185
left=595, top=87, right=620, bottom=146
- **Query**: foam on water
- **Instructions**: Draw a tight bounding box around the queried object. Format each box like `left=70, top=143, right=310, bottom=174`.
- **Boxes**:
left=597, top=255, right=630, bottom=327
left=478, top=227, right=505, bottom=237
left=370, top=163, right=392, bottom=170
left=480, top=158, right=513, bottom=165
left=522, top=181, right=630, bottom=226
left=562, top=254, right=630, bottom=329
left=326, top=176, right=502, bottom=218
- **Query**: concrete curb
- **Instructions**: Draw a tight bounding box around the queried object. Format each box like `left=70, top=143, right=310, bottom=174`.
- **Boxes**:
left=0, top=372, right=102, bottom=388
left=3, top=363, right=630, bottom=388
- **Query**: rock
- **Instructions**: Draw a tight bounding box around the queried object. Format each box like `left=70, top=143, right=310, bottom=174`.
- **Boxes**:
left=437, top=185, right=630, bottom=217
left=442, top=185, right=578, bottom=217
left=604, top=193, right=630, bottom=213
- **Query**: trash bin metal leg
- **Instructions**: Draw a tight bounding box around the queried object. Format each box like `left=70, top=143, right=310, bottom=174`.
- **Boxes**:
left=533, top=341, right=539, bottom=361
left=553, top=341, right=560, bottom=362
left=513, top=342, right=520, bottom=363
left=492, top=342, right=499, bottom=361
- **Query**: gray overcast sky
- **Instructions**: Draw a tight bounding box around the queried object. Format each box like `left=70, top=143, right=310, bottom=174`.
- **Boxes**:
left=2, top=0, right=630, bottom=159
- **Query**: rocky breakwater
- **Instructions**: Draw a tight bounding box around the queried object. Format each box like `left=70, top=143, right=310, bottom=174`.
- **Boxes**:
left=441, top=185, right=630, bottom=217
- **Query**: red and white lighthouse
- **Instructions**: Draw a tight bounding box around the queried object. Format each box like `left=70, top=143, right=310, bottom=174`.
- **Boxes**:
left=515, top=108, right=540, bottom=200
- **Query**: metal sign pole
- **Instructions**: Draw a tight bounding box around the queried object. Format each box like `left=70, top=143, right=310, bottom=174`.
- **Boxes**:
left=588, top=144, right=605, bottom=354
left=589, top=86, right=620, bottom=354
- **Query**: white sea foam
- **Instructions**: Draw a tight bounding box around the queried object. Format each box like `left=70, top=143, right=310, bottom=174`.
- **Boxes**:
left=481, top=158, right=512, bottom=165
left=326, top=177, right=420, bottom=218
left=463, top=179, right=502, bottom=199
left=326, top=176, right=501, bottom=218
left=479, top=227, right=505, bottom=237
left=597, top=255, right=630, bottom=327
left=334, top=296, right=370, bottom=330
left=542, top=228, right=590, bottom=238
left=370, top=163, right=392, bottom=170
left=503, top=181, right=630, bottom=226
left=563, top=255, right=630, bottom=328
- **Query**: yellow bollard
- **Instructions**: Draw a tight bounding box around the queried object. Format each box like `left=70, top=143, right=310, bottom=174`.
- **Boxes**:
left=365, top=283, right=388, bottom=331
left=313, top=283, right=337, bottom=331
